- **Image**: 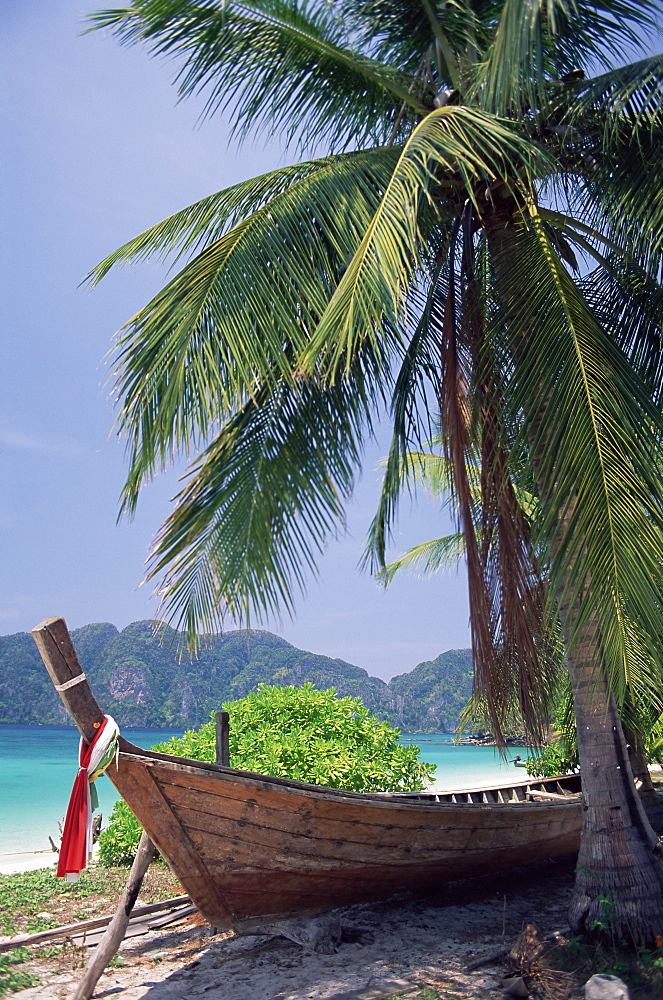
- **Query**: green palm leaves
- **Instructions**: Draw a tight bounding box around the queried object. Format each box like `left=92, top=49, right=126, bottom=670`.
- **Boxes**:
left=89, top=0, right=663, bottom=736
left=149, top=377, right=370, bottom=639
left=91, top=149, right=399, bottom=511
left=87, top=0, right=426, bottom=147
left=301, top=106, right=550, bottom=377
left=489, top=214, right=663, bottom=693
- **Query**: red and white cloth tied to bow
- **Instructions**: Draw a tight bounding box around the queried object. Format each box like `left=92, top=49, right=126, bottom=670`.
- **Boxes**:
left=57, top=715, right=119, bottom=882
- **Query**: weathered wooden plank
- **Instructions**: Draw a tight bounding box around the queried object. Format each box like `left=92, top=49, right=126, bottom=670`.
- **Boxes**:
left=118, top=745, right=579, bottom=805
left=0, top=897, right=190, bottom=952
left=162, top=791, right=576, bottom=868
left=111, top=756, right=236, bottom=928
left=148, top=756, right=576, bottom=825
left=155, top=766, right=580, bottom=852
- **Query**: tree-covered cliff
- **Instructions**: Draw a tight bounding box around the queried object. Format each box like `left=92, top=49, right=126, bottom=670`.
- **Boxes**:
left=0, top=622, right=472, bottom=732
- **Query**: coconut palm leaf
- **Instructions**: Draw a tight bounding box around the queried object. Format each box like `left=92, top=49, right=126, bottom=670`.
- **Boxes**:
left=476, top=0, right=657, bottom=115
left=103, top=147, right=400, bottom=510
left=147, top=373, right=372, bottom=639
left=301, top=106, right=550, bottom=378
left=88, top=154, right=383, bottom=280
left=488, top=208, right=663, bottom=705
left=566, top=55, right=663, bottom=134
left=88, top=0, right=428, bottom=149
left=580, top=262, right=663, bottom=401
left=362, top=251, right=452, bottom=572
left=377, top=535, right=466, bottom=584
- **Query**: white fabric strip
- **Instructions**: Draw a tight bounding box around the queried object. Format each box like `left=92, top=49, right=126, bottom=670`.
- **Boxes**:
left=55, top=673, right=87, bottom=692
left=82, top=716, right=120, bottom=858
left=86, top=716, right=119, bottom=777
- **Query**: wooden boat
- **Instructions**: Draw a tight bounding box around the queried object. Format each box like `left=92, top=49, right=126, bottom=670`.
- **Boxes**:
left=34, top=617, right=582, bottom=932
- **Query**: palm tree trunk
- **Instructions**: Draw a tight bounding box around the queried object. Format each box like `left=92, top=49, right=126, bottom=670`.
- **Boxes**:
left=566, top=619, right=663, bottom=943
left=483, top=214, right=663, bottom=945
left=625, top=727, right=663, bottom=834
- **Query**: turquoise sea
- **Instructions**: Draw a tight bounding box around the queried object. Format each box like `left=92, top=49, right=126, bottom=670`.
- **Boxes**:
left=0, top=725, right=523, bottom=855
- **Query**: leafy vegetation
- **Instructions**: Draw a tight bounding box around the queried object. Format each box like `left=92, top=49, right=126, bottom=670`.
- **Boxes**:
left=0, top=621, right=472, bottom=732
left=0, top=865, right=181, bottom=937
left=526, top=699, right=663, bottom=779
left=99, top=683, right=434, bottom=864
left=88, top=0, right=663, bottom=943
left=97, top=800, right=145, bottom=866
left=0, top=865, right=183, bottom=996
left=525, top=698, right=579, bottom=778
left=647, top=719, right=663, bottom=767
left=158, top=683, right=435, bottom=789
left=0, top=950, right=37, bottom=997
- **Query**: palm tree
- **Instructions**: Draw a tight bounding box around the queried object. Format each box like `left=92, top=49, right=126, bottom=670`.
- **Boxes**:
left=377, top=444, right=663, bottom=832
left=88, top=0, right=663, bottom=942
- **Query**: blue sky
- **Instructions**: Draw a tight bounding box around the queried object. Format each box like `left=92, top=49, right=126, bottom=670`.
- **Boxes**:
left=1, top=0, right=471, bottom=680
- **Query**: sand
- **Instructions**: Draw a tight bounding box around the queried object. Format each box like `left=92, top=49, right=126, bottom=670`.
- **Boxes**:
left=10, top=855, right=579, bottom=1000
left=0, top=851, right=57, bottom=876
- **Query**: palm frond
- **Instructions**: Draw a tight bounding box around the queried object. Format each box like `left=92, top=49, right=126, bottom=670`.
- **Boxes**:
left=590, top=269, right=663, bottom=402
left=547, top=0, right=658, bottom=77
left=87, top=155, right=367, bottom=282
left=147, top=375, right=371, bottom=642
left=477, top=0, right=658, bottom=115
left=301, top=106, right=550, bottom=379
left=107, top=147, right=399, bottom=510
left=474, top=0, right=549, bottom=114
left=580, top=126, right=663, bottom=265
left=363, top=249, right=452, bottom=573
left=377, top=535, right=466, bottom=585
left=88, top=0, right=428, bottom=150
left=488, top=208, right=663, bottom=706
left=565, top=55, right=663, bottom=137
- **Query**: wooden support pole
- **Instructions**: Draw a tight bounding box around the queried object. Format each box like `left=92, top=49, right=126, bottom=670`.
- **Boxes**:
left=72, top=831, right=155, bottom=1000
left=215, top=711, right=230, bottom=766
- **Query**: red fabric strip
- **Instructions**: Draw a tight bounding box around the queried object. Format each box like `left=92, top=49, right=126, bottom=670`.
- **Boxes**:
left=56, top=717, right=111, bottom=878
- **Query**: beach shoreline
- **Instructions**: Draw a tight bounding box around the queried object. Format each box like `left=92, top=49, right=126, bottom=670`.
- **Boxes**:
left=0, top=850, right=57, bottom=877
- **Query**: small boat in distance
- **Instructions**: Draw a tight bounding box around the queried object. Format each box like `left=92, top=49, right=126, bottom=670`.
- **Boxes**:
left=33, top=617, right=582, bottom=932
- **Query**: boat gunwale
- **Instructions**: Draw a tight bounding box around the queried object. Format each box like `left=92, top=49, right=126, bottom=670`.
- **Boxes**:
left=118, top=737, right=581, bottom=809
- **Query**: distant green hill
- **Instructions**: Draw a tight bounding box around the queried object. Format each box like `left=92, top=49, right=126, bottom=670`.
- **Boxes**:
left=0, top=622, right=472, bottom=733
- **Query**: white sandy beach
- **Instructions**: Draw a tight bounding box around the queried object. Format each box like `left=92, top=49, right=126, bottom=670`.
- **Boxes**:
left=0, top=850, right=57, bottom=876
left=10, top=855, right=579, bottom=1000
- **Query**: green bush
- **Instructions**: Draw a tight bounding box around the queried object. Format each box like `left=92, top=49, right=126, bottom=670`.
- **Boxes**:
left=0, top=950, right=38, bottom=997
left=100, top=683, right=434, bottom=864
left=525, top=737, right=579, bottom=777
left=647, top=716, right=663, bottom=766
left=97, top=799, right=144, bottom=866
left=525, top=694, right=578, bottom=777
left=157, top=682, right=434, bottom=791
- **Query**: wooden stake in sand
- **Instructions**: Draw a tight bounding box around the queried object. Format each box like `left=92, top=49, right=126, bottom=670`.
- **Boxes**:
left=72, top=831, right=155, bottom=1000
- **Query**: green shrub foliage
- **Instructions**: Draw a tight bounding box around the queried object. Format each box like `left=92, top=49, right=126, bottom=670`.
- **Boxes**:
left=157, top=683, right=435, bottom=790
left=99, top=683, right=435, bottom=864
left=525, top=695, right=578, bottom=778
left=97, top=799, right=144, bottom=866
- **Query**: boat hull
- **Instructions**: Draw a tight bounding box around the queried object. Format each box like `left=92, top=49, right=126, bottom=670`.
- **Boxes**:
left=32, top=616, right=582, bottom=931
left=108, top=745, right=582, bottom=930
